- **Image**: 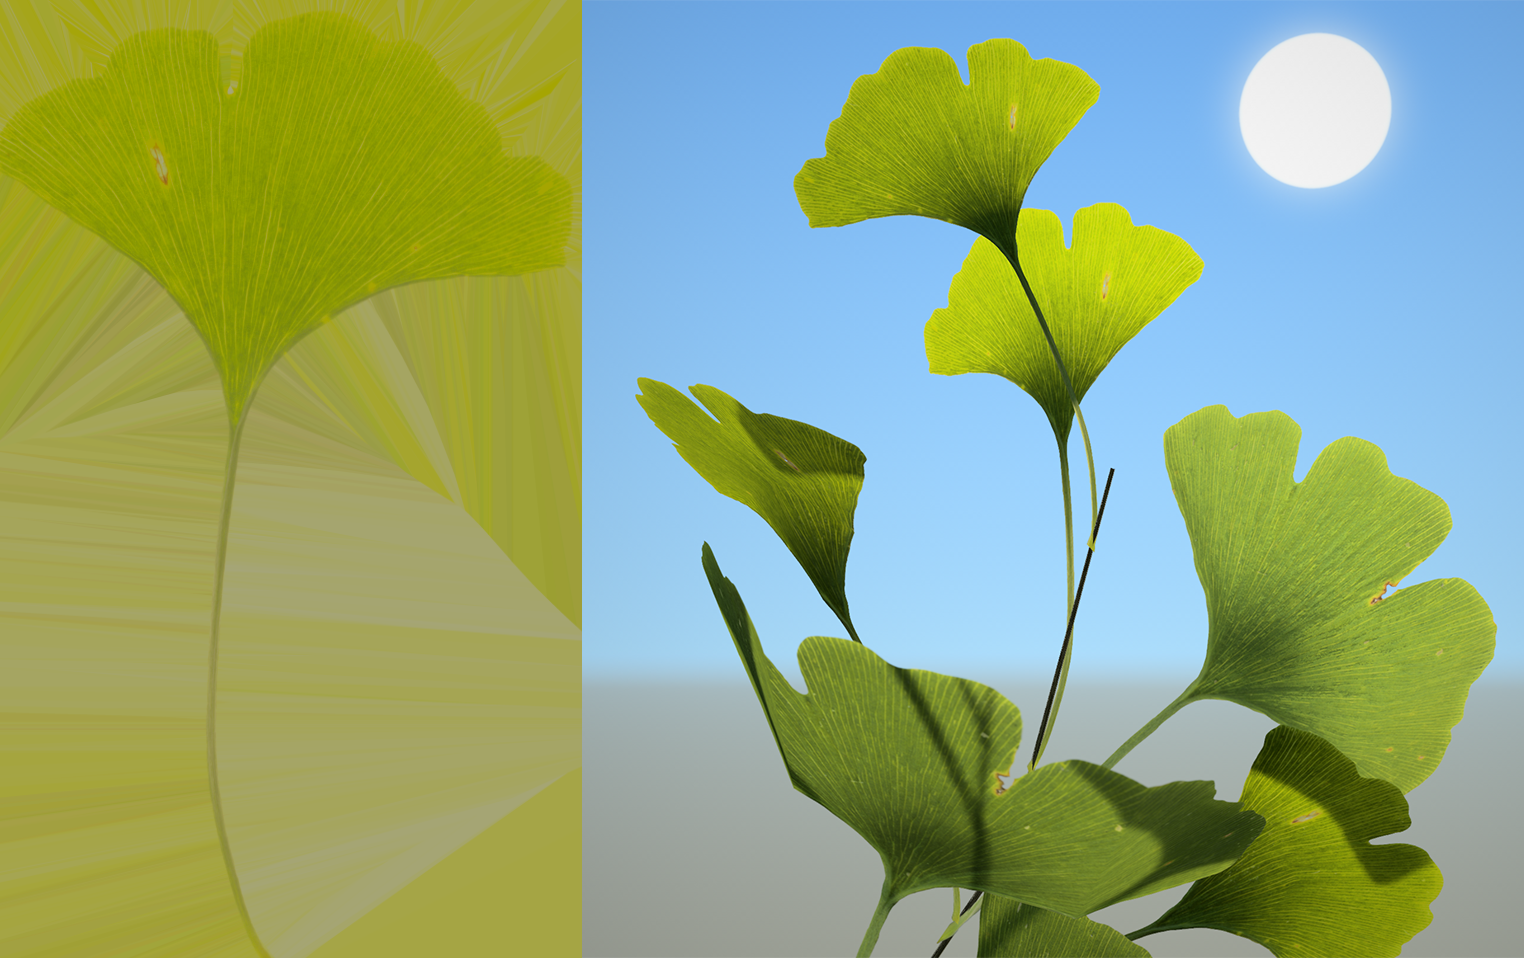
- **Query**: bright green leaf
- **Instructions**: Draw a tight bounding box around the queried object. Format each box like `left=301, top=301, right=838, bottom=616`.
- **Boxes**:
left=0, top=11, right=572, bottom=424
left=794, top=39, right=1098, bottom=267
left=702, top=544, right=1263, bottom=926
left=979, top=899, right=1150, bottom=957
left=925, top=204, right=1202, bottom=443
left=641, top=380, right=865, bottom=640
left=1111, top=406, right=1494, bottom=792
left=1130, top=726, right=1441, bottom=958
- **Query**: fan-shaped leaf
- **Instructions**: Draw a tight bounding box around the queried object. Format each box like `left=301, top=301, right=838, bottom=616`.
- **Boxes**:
left=1119, top=406, right=1495, bottom=792
left=925, top=204, right=1202, bottom=442
left=979, top=900, right=1150, bottom=957
left=1130, top=726, right=1441, bottom=957
left=0, top=11, right=572, bottom=423
left=642, top=380, right=865, bottom=640
left=794, top=39, right=1097, bottom=267
left=702, top=544, right=1263, bottom=924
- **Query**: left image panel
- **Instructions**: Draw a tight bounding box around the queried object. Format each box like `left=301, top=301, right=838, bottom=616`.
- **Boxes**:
left=0, top=2, right=581, bottom=955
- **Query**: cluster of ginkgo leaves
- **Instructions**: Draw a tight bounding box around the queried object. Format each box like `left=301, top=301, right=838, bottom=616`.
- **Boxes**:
left=638, top=40, right=1494, bottom=958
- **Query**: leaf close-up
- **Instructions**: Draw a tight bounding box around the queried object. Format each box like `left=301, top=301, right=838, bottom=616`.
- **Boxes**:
left=1108, top=405, right=1495, bottom=792
left=794, top=39, right=1098, bottom=269
left=0, top=10, right=572, bottom=422
left=640, top=379, right=866, bottom=640
left=1130, top=726, right=1442, bottom=957
left=702, top=543, right=1263, bottom=955
left=925, top=203, right=1203, bottom=444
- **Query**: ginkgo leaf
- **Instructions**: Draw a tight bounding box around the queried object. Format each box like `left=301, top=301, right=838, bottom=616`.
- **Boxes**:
left=702, top=543, right=1263, bottom=947
left=794, top=39, right=1098, bottom=268
left=0, top=3, right=580, bottom=956
left=925, top=204, right=1202, bottom=443
left=1107, top=406, right=1495, bottom=792
left=1129, top=727, right=1441, bottom=958
left=642, top=380, right=865, bottom=641
left=979, top=899, right=1149, bottom=957
left=0, top=10, right=572, bottom=424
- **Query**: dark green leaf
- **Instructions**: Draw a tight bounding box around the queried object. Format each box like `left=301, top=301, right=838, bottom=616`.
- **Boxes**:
left=1130, top=726, right=1441, bottom=957
left=980, top=899, right=1150, bottom=957
left=703, top=543, right=1263, bottom=918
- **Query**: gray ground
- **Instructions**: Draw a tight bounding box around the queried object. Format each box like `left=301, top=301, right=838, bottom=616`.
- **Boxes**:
left=585, top=677, right=1518, bottom=958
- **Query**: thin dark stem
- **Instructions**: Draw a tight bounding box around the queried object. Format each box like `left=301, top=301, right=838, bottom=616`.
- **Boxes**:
left=929, top=890, right=984, bottom=958
left=1029, top=467, right=1116, bottom=770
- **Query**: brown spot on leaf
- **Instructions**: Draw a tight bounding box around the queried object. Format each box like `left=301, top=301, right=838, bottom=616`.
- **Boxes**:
left=1101, top=272, right=1111, bottom=301
left=1008, top=103, right=1019, bottom=129
left=1370, top=582, right=1398, bottom=605
left=150, top=145, right=168, bottom=185
left=1385, top=746, right=1395, bottom=753
left=1290, top=810, right=1323, bottom=825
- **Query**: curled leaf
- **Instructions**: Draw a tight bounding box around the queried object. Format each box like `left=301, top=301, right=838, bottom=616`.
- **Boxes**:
left=1130, top=726, right=1441, bottom=958
left=640, top=380, right=865, bottom=640
left=794, top=39, right=1098, bottom=267
left=1119, top=406, right=1495, bottom=791
left=979, top=900, right=1150, bottom=957
left=703, top=543, right=1263, bottom=920
left=0, top=12, right=572, bottom=424
left=925, top=204, right=1202, bottom=442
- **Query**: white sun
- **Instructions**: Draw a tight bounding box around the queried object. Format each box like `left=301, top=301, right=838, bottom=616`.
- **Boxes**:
left=1239, top=33, right=1391, bottom=189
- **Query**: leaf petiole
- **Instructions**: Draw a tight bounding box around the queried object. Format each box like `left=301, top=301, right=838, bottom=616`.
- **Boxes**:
left=932, top=888, right=985, bottom=956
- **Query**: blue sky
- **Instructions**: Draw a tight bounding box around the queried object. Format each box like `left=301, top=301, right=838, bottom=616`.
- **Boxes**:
left=585, top=1, right=1522, bottom=687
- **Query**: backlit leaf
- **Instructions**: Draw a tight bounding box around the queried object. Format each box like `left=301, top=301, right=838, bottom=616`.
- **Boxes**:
left=794, top=39, right=1097, bottom=267
left=925, top=204, right=1201, bottom=442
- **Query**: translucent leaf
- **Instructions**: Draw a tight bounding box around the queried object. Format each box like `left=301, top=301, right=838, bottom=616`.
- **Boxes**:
left=642, top=380, right=865, bottom=640
left=0, top=10, right=572, bottom=423
left=925, top=204, right=1202, bottom=442
left=1115, top=406, right=1495, bottom=792
left=979, top=900, right=1150, bottom=957
left=702, top=544, right=1263, bottom=920
left=794, top=39, right=1098, bottom=266
left=1130, top=727, right=1441, bottom=958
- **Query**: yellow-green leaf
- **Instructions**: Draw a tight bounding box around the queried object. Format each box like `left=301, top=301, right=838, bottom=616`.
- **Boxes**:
left=925, top=204, right=1202, bottom=443
left=794, top=39, right=1098, bottom=267
left=0, top=11, right=572, bottom=424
